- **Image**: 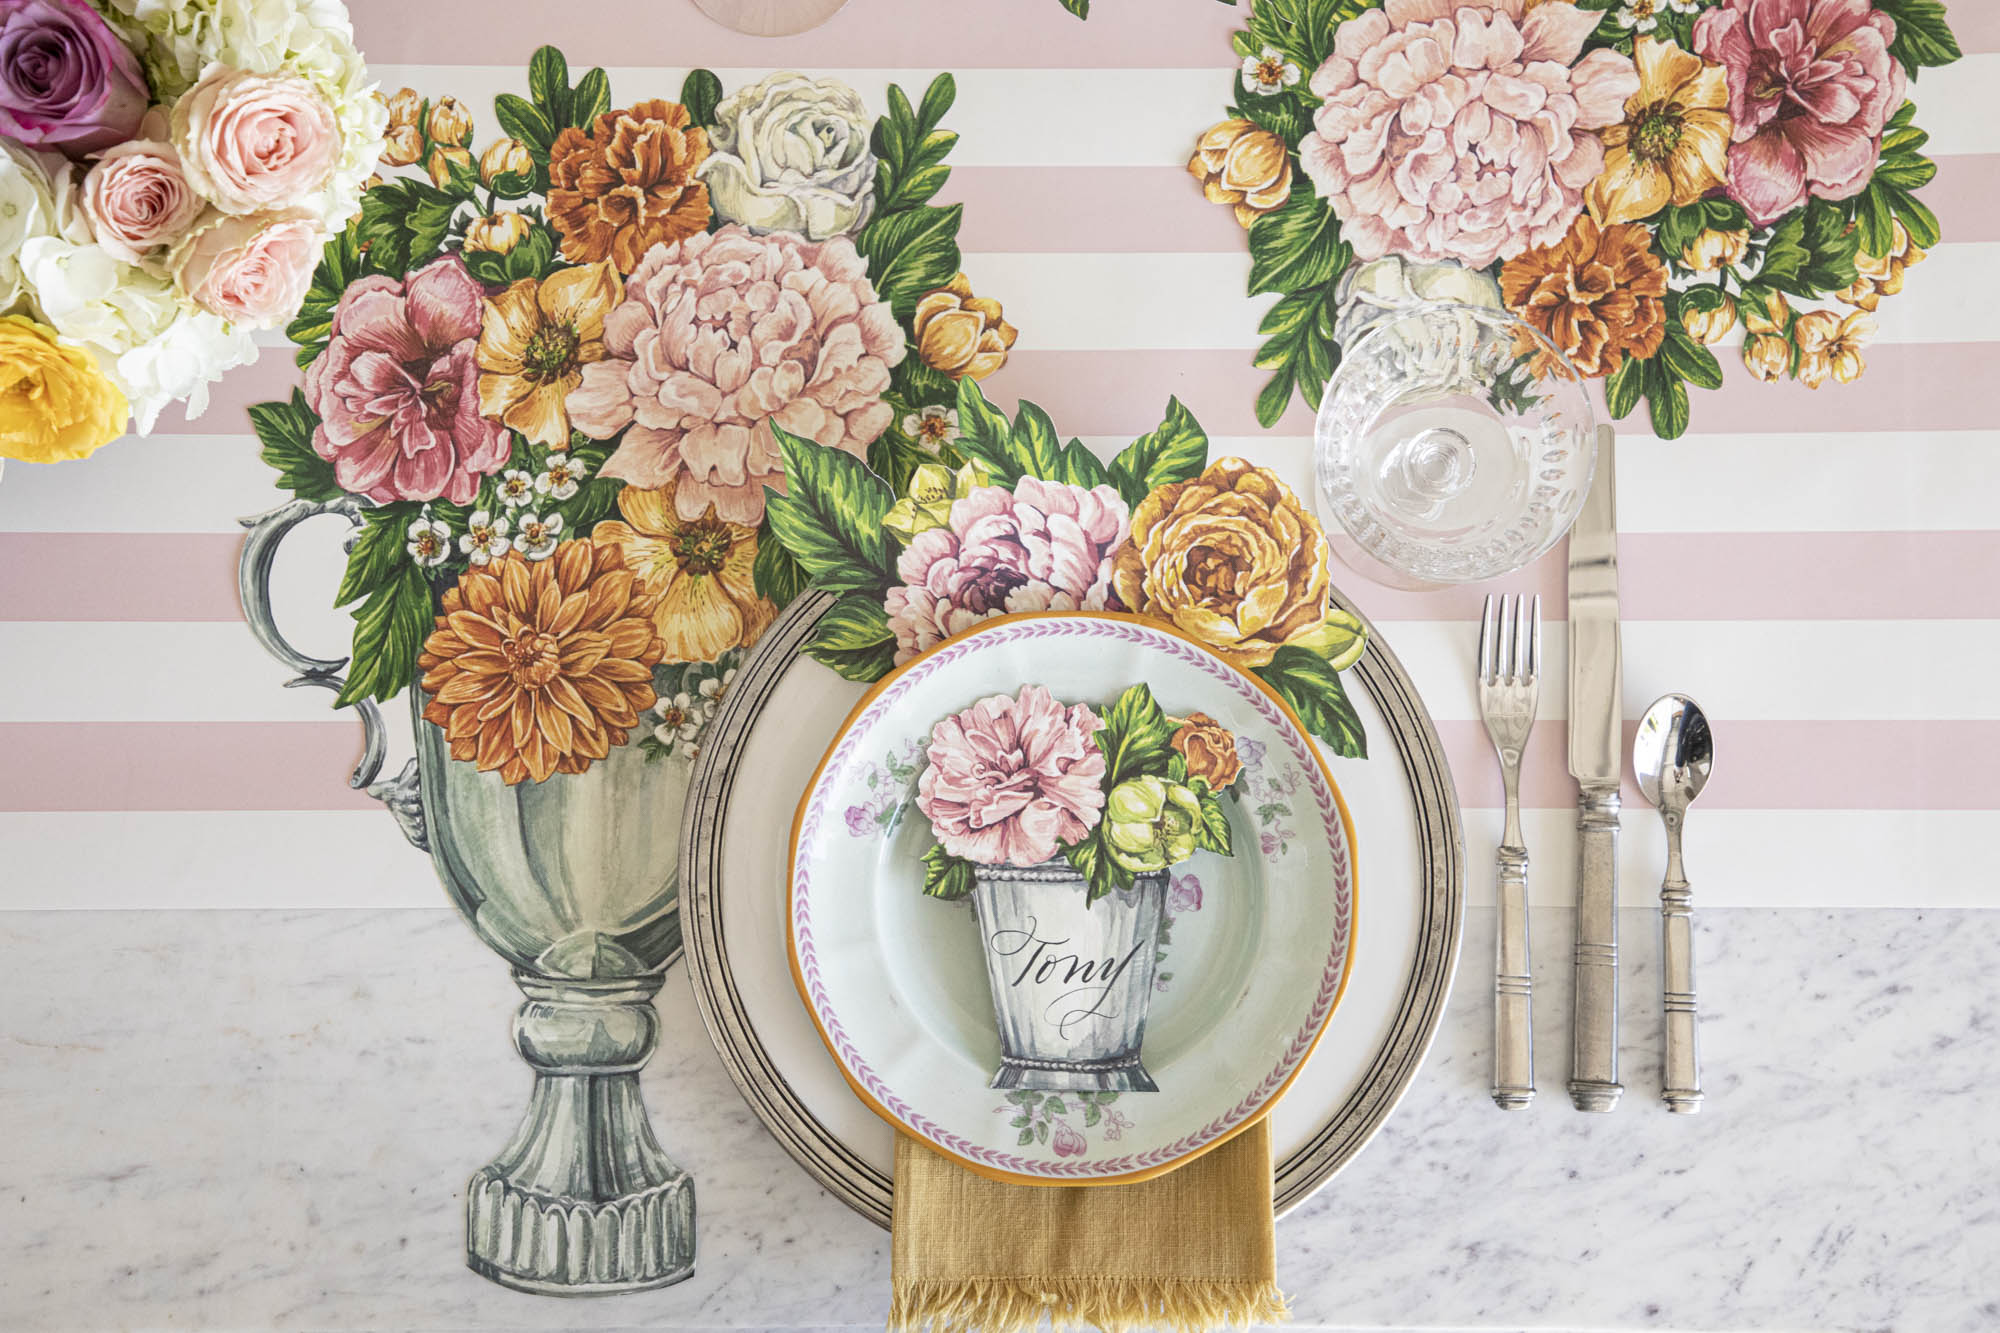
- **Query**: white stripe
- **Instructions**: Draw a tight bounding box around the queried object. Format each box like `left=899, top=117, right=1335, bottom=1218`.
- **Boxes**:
left=0, top=435, right=293, bottom=534
left=4, top=618, right=1992, bottom=723
left=1463, top=808, right=2000, bottom=910
left=4, top=806, right=1989, bottom=911
left=368, top=59, right=2000, bottom=166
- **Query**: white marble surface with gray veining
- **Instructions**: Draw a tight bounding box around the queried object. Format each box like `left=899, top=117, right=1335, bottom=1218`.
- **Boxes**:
left=1, top=905, right=1995, bottom=1332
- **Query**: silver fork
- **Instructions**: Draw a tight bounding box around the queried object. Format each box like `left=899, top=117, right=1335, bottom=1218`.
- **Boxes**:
left=1480, top=593, right=1541, bottom=1110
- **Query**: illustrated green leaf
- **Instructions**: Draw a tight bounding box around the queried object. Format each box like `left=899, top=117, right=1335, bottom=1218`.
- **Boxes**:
left=286, top=222, right=381, bottom=367
left=335, top=563, right=434, bottom=708
left=356, top=178, right=462, bottom=277
left=1058, top=0, right=1089, bottom=15
left=855, top=203, right=963, bottom=321
left=1254, top=645, right=1367, bottom=758
left=568, top=66, right=610, bottom=129
left=1252, top=282, right=1341, bottom=427
left=752, top=516, right=812, bottom=605
left=922, top=844, right=976, bottom=900
left=951, top=382, right=1109, bottom=490
left=680, top=69, right=723, bottom=129
left=1755, top=199, right=1859, bottom=298
left=248, top=390, right=341, bottom=502
left=805, top=592, right=899, bottom=682
left=1643, top=363, right=1691, bottom=441
left=527, top=45, right=571, bottom=124
left=1109, top=397, right=1208, bottom=506
left=1874, top=0, right=1961, bottom=75
left=1657, top=320, right=1724, bottom=392
left=1096, top=683, right=1176, bottom=787
left=762, top=423, right=899, bottom=594
left=334, top=504, right=416, bottom=607
left=1246, top=189, right=1350, bottom=296
left=1196, top=792, right=1232, bottom=855
left=493, top=93, right=557, bottom=154
left=871, top=75, right=960, bottom=216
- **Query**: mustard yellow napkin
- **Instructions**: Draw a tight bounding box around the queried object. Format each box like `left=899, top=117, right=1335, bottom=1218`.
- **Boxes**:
left=889, top=1120, right=1288, bottom=1333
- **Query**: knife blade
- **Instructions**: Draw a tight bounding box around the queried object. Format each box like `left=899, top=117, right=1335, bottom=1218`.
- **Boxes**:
left=1567, top=424, right=1623, bottom=1113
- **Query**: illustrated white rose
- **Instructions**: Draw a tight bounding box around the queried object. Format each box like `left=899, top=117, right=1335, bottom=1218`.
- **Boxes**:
left=699, top=72, right=878, bottom=240
left=0, top=139, right=81, bottom=311
left=1333, top=255, right=1505, bottom=353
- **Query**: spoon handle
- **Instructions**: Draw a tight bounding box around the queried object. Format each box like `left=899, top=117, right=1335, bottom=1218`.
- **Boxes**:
left=1660, top=814, right=1703, bottom=1112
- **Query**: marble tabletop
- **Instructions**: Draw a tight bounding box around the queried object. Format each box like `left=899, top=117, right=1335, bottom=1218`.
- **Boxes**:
left=4, top=903, right=1995, bottom=1332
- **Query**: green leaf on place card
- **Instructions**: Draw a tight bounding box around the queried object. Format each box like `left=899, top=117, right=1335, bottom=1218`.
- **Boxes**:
left=763, top=423, right=899, bottom=594
left=1255, top=645, right=1367, bottom=758
left=1097, top=683, right=1177, bottom=788
left=335, top=564, right=434, bottom=708
left=248, top=390, right=341, bottom=502
left=805, top=593, right=899, bottom=682
left=681, top=69, right=723, bottom=130
left=1196, top=792, right=1232, bottom=855
left=1108, top=397, right=1208, bottom=506
left=922, top=844, right=975, bottom=900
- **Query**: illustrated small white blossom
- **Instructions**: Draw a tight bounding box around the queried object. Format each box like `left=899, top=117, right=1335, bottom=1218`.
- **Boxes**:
left=495, top=469, right=535, bottom=508
left=514, top=512, right=563, bottom=561
left=1239, top=45, right=1301, bottom=97
left=458, top=510, right=510, bottom=566
left=652, top=691, right=709, bottom=748
left=698, top=668, right=738, bottom=705
left=534, top=455, right=590, bottom=501
left=900, top=404, right=959, bottom=455
left=405, top=513, right=450, bottom=567
left=1615, top=0, right=1695, bottom=31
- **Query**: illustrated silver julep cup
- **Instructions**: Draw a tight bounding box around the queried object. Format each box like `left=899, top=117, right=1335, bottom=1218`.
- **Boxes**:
left=970, top=860, right=1167, bottom=1093
left=239, top=498, right=695, bottom=1296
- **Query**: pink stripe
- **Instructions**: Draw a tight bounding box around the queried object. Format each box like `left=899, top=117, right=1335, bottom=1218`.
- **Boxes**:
left=158, top=343, right=2000, bottom=439
left=1930, top=156, right=2000, bottom=243
left=346, top=0, right=2000, bottom=66
left=348, top=0, right=1244, bottom=68
left=7, top=529, right=1999, bottom=624
left=3, top=719, right=1989, bottom=812
left=1439, top=720, right=2000, bottom=812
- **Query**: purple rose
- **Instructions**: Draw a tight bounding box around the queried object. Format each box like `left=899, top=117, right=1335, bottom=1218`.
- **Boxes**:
left=0, top=0, right=148, bottom=155
left=884, top=477, right=1130, bottom=663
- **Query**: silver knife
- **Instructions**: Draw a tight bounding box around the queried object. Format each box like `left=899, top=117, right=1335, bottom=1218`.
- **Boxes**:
left=1568, top=424, right=1623, bottom=1113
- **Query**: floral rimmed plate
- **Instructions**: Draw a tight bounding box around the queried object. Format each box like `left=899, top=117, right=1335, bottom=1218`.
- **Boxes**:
left=788, top=612, right=1357, bottom=1186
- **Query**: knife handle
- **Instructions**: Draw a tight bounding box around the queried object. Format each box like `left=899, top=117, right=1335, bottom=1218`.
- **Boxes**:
left=1569, top=784, right=1623, bottom=1113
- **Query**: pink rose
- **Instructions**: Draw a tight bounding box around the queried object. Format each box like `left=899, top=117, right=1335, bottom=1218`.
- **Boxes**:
left=304, top=255, right=510, bottom=504
left=173, top=209, right=321, bottom=329
left=79, top=139, right=205, bottom=264
left=0, top=0, right=147, bottom=155
left=1298, top=0, right=1639, bottom=269
left=883, top=477, right=1131, bottom=664
left=566, top=224, right=905, bottom=525
left=170, top=66, right=339, bottom=215
left=1695, top=0, right=1905, bottom=227
left=917, top=685, right=1108, bottom=867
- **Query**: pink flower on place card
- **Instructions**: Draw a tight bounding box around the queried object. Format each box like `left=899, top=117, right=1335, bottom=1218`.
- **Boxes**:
left=917, top=685, right=1107, bottom=867
left=1297, top=0, right=1639, bottom=269
left=1694, top=0, right=1904, bottom=227
left=884, top=477, right=1130, bottom=664
left=1050, top=1119, right=1086, bottom=1157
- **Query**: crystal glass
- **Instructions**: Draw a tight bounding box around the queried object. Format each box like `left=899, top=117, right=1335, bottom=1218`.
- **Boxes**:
left=1314, top=304, right=1597, bottom=586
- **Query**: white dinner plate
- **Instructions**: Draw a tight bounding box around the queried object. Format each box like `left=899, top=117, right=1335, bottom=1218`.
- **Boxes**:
left=786, top=613, right=1357, bottom=1186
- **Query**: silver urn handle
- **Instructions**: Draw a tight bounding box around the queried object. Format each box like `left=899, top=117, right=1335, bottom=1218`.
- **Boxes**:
left=237, top=497, right=427, bottom=851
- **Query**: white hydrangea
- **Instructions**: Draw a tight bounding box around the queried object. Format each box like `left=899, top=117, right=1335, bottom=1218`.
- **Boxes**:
left=90, top=0, right=386, bottom=229
left=17, top=233, right=256, bottom=430
left=0, top=141, right=83, bottom=313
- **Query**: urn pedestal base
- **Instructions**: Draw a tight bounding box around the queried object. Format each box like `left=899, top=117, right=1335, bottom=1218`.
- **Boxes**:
left=464, top=975, right=696, bottom=1295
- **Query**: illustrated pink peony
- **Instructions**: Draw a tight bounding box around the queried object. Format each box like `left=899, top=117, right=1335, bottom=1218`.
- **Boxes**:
left=883, top=478, right=1131, bottom=664
left=1694, top=0, right=1904, bottom=226
left=566, top=224, right=905, bottom=525
left=1297, top=0, right=1639, bottom=269
left=305, top=255, right=510, bottom=504
left=917, top=685, right=1108, bottom=867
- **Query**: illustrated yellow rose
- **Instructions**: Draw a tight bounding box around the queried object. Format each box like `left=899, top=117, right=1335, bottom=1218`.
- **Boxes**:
left=1111, top=458, right=1331, bottom=670
left=0, top=315, right=128, bottom=464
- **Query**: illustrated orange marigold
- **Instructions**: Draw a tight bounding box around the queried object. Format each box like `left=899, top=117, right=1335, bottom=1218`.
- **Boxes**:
left=418, top=539, right=665, bottom=786
left=1499, top=215, right=1669, bottom=379
left=548, top=99, right=711, bottom=272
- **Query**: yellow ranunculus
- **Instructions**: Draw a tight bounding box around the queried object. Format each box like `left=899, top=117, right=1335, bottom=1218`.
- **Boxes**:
left=0, top=316, right=128, bottom=465
left=1587, top=38, right=1733, bottom=226
left=1111, top=458, right=1331, bottom=670
left=883, top=460, right=988, bottom=544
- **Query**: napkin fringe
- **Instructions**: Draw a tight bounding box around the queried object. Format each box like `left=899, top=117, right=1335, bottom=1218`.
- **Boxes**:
left=889, top=1275, right=1290, bottom=1333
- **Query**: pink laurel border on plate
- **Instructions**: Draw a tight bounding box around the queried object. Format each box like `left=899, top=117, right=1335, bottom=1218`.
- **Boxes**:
left=792, top=617, right=1354, bottom=1180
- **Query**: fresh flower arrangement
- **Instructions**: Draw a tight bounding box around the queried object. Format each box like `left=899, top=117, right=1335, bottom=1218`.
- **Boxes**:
left=762, top=375, right=1371, bottom=761
left=1197, top=0, right=1962, bottom=437
left=0, top=0, right=384, bottom=466
left=250, top=45, right=1030, bottom=785
left=913, top=683, right=1245, bottom=904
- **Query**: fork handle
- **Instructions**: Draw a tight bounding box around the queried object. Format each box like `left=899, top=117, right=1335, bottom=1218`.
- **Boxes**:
left=1493, top=841, right=1534, bottom=1109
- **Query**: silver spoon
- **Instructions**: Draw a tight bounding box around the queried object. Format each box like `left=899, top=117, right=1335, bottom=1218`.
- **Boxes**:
left=1634, top=694, right=1713, bottom=1113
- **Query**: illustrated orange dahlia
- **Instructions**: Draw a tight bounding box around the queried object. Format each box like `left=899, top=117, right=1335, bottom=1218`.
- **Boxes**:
left=1500, top=216, right=1669, bottom=379
left=547, top=100, right=710, bottom=273
left=417, top=539, right=665, bottom=785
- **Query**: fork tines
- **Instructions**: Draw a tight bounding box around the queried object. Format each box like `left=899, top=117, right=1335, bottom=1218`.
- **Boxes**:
left=1479, top=592, right=1542, bottom=686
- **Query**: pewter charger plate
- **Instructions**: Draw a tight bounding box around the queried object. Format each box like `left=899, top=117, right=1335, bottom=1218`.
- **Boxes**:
left=682, top=588, right=1462, bottom=1223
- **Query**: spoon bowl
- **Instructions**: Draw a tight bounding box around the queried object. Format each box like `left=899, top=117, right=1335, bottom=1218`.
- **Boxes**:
left=1635, top=694, right=1713, bottom=813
